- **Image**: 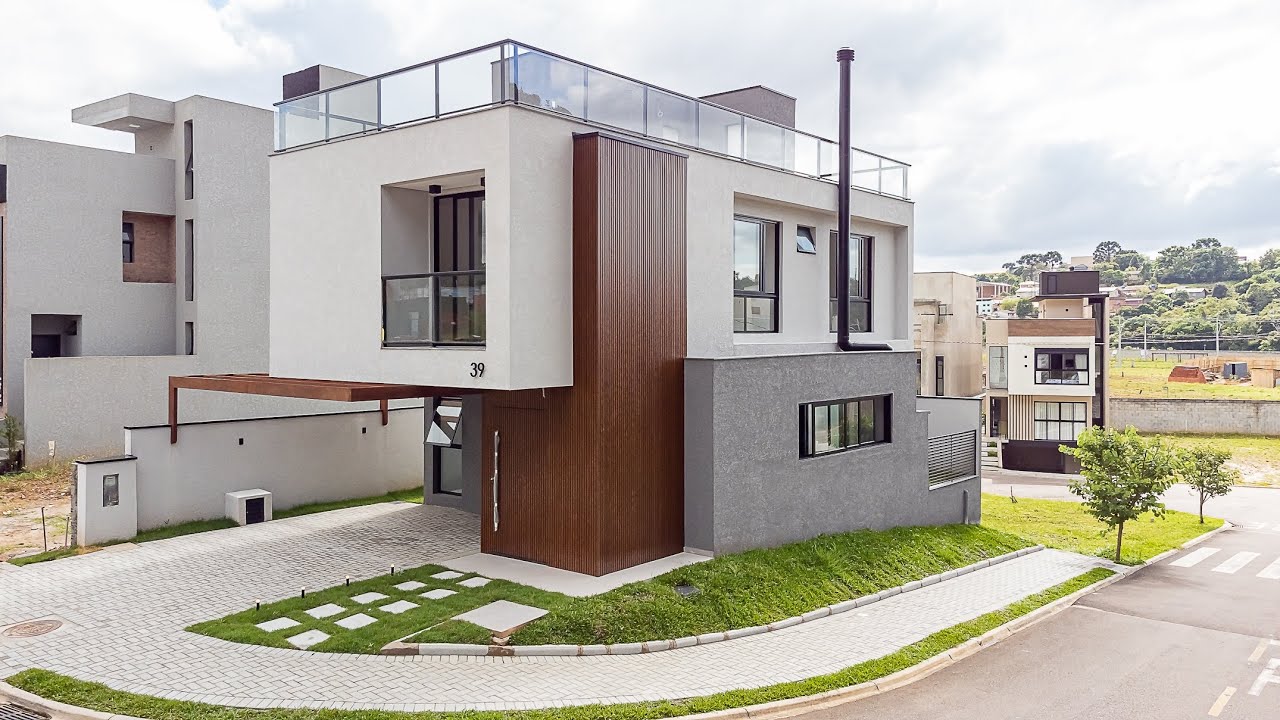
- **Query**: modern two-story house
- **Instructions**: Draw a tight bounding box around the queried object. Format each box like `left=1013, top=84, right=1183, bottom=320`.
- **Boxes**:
left=914, top=272, right=982, bottom=398
left=168, top=41, right=980, bottom=576
left=984, top=269, right=1109, bottom=473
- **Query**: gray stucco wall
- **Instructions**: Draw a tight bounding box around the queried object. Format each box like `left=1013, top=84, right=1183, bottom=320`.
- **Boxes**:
left=685, top=351, right=979, bottom=555
left=1110, top=397, right=1280, bottom=436
left=125, top=407, right=424, bottom=530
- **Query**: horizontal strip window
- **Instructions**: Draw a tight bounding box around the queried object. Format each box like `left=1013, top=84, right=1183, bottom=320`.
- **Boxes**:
left=800, top=394, right=890, bottom=457
left=1035, top=348, right=1089, bottom=385
left=927, top=429, right=976, bottom=486
left=1033, top=401, right=1087, bottom=441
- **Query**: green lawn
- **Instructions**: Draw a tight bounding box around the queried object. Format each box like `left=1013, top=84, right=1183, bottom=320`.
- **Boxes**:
left=7, top=488, right=425, bottom=567
left=9, top=568, right=1112, bottom=720
left=191, top=524, right=1034, bottom=652
left=1110, top=359, right=1280, bottom=400
left=981, top=493, right=1220, bottom=564
left=1146, top=432, right=1280, bottom=486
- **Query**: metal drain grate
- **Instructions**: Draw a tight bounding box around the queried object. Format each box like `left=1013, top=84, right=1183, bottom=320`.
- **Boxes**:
left=0, top=703, right=49, bottom=720
left=1, top=620, right=62, bottom=638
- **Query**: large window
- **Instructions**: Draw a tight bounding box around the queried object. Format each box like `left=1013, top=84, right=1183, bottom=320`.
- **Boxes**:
left=122, top=222, right=135, bottom=264
left=733, top=217, right=779, bottom=333
left=800, top=395, right=891, bottom=457
left=383, top=191, right=486, bottom=346
left=1033, top=401, right=1087, bottom=441
left=829, top=233, right=872, bottom=332
left=989, top=346, right=1008, bottom=389
left=1035, top=348, right=1089, bottom=385
left=427, top=397, right=464, bottom=496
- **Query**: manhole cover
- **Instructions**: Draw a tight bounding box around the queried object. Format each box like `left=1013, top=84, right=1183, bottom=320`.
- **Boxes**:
left=2, top=620, right=62, bottom=638
left=0, top=702, right=49, bottom=720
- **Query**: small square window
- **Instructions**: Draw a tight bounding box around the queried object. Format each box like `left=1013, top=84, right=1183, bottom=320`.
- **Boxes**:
left=103, top=474, right=120, bottom=507
left=795, top=226, right=816, bottom=254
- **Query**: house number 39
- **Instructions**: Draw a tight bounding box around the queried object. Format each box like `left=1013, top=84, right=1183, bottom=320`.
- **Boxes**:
left=470, top=362, right=485, bottom=378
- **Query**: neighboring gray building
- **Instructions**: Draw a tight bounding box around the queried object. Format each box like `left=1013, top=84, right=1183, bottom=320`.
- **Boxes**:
left=0, top=94, right=341, bottom=460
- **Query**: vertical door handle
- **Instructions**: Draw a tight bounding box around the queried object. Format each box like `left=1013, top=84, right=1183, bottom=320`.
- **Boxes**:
left=491, top=430, right=500, bottom=532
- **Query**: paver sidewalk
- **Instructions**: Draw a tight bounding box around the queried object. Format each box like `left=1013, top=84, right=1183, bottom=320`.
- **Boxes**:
left=0, top=503, right=1107, bottom=712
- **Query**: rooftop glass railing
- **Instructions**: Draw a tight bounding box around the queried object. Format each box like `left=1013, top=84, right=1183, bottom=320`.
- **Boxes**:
left=275, top=41, right=910, bottom=199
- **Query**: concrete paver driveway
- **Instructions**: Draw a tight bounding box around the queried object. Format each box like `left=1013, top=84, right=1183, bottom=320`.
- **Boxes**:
left=0, top=502, right=1106, bottom=711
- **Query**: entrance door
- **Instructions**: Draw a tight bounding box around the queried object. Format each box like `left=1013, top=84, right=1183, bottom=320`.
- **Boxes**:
left=989, top=397, right=1002, bottom=437
left=480, top=406, right=548, bottom=563
left=31, top=334, right=61, bottom=358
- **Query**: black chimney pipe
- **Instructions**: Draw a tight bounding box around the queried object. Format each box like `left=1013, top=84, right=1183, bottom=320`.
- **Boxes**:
left=835, top=47, right=891, bottom=352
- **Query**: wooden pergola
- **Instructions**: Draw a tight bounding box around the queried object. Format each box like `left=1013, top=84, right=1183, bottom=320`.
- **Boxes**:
left=167, top=374, right=455, bottom=443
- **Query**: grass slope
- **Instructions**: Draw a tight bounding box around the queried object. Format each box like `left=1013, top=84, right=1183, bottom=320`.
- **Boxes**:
left=981, top=493, right=1220, bottom=564
left=9, top=568, right=1112, bottom=720
left=192, top=524, right=1033, bottom=652
left=1147, top=432, right=1280, bottom=486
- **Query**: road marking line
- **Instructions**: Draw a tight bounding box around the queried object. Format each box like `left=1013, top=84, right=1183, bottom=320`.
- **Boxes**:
left=1258, top=557, right=1280, bottom=580
left=1250, top=658, right=1280, bottom=696
left=1171, top=547, right=1220, bottom=568
left=1208, top=686, right=1235, bottom=716
left=1244, top=522, right=1265, bottom=530
left=1249, top=638, right=1271, bottom=662
left=1212, top=551, right=1261, bottom=574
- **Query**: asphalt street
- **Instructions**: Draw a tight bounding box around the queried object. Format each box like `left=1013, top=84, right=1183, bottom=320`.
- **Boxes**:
left=804, top=474, right=1280, bottom=719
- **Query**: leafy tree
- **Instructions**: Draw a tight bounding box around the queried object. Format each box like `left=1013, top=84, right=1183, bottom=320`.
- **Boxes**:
left=1043, top=251, right=1063, bottom=268
left=1177, top=447, right=1238, bottom=524
left=1193, top=237, right=1221, bottom=249
left=1015, top=299, right=1036, bottom=318
left=977, top=271, right=1019, bottom=286
left=1156, top=241, right=1245, bottom=284
left=1243, top=282, right=1279, bottom=314
left=1093, top=261, right=1125, bottom=287
left=1, top=415, right=22, bottom=468
left=1144, top=293, right=1173, bottom=314
left=1061, top=427, right=1180, bottom=562
left=1211, top=282, right=1229, bottom=299
left=1093, top=241, right=1123, bottom=264
left=1260, top=248, right=1280, bottom=271
left=998, top=297, right=1020, bottom=311
left=1170, top=289, right=1190, bottom=306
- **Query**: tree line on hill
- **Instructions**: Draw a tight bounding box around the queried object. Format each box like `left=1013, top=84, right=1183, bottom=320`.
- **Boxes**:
left=978, top=239, right=1280, bottom=350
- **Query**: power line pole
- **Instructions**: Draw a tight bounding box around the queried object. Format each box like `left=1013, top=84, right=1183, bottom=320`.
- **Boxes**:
left=1142, top=319, right=1148, bottom=357
left=1214, top=315, right=1221, bottom=354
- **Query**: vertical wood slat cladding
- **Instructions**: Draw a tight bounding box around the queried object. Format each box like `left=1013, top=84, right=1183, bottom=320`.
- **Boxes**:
left=481, top=133, right=687, bottom=575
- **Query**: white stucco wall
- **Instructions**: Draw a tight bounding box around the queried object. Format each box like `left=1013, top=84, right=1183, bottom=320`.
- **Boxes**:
left=125, top=408, right=424, bottom=530
left=1007, top=335, right=1097, bottom=397
left=75, top=458, right=138, bottom=545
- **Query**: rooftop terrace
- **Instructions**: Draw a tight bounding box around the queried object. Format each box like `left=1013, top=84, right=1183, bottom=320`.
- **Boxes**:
left=275, top=40, right=910, bottom=200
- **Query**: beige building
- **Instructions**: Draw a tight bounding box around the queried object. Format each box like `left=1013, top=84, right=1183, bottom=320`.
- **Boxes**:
left=914, top=272, right=982, bottom=397
left=984, top=269, right=1109, bottom=473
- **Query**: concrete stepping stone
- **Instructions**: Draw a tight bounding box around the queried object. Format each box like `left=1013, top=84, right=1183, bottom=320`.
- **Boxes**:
left=303, top=603, right=345, bottom=619
left=420, top=588, right=457, bottom=600
left=254, top=617, right=300, bottom=633
left=286, top=629, right=329, bottom=649
left=393, top=580, right=426, bottom=591
left=457, top=576, right=491, bottom=588
left=431, top=571, right=464, bottom=580
left=351, top=592, right=388, bottom=604
left=379, top=600, right=419, bottom=614
left=454, top=600, right=547, bottom=637
left=334, top=613, right=377, bottom=630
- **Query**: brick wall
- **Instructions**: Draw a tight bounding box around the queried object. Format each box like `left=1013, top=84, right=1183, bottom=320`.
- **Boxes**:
left=122, top=211, right=175, bottom=283
left=1110, top=398, right=1280, bottom=436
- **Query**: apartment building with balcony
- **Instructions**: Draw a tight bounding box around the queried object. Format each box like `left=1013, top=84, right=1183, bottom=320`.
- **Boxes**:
left=913, top=272, right=982, bottom=398
left=195, top=41, right=986, bottom=576
left=984, top=269, right=1109, bottom=473
left=0, top=93, right=331, bottom=459
left=975, top=279, right=1013, bottom=315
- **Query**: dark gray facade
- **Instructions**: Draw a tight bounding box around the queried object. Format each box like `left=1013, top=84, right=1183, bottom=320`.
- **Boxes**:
left=685, top=350, right=979, bottom=555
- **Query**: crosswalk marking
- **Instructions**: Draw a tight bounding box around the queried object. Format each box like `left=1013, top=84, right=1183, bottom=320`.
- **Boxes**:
left=1171, top=547, right=1220, bottom=568
left=1258, top=558, right=1280, bottom=580
left=1212, top=552, right=1261, bottom=574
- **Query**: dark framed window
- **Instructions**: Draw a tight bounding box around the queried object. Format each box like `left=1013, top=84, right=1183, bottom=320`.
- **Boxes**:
left=915, top=353, right=922, bottom=395
left=427, top=397, right=464, bottom=496
left=935, top=356, right=945, bottom=396
left=103, top=474, right=119, bottom=507
left=184, top=322, right=194, bottom=355
left=1035, top=348, right=1089, bottom=385
left=795, top=225, right=816, bottom=254
left=829, top=232, right=872, bottom=332
left=733, top=216, right=779, bottom=333
left=1034, top=401, right=1087, bottom=441
left=184, top=220, right=194, bottom=301
left=799, top=394, right=891, bottom=457
left=183, top=120, right=194, bottom=200
left=122, top=222, right=135, bottom=264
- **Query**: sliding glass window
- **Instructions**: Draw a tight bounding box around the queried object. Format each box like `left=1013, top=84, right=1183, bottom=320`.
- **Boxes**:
left=733, top=216, right=779, bottom=333
left=800, top=395, right=891, bottom=457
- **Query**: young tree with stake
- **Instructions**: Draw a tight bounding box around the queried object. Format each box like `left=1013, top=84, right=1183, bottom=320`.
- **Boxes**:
left=1178, top=446, right=1237, bottom=523
left=1060, top=427, right=1180, bottom=562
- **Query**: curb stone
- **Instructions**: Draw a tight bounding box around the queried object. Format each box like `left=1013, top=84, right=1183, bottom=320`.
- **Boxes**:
left=386, top=545, right=1046, bottom=657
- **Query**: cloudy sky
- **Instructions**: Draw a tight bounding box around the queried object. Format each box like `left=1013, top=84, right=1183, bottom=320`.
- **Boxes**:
left=3, top=0, right=1276, bottom=272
